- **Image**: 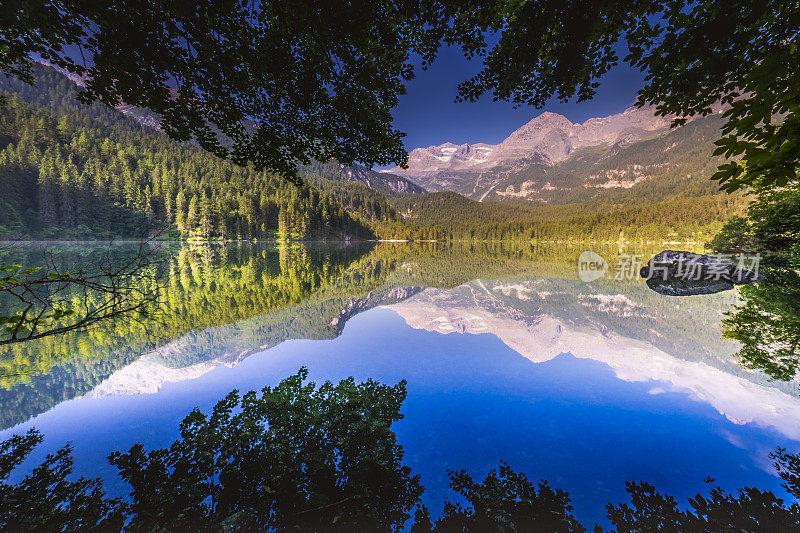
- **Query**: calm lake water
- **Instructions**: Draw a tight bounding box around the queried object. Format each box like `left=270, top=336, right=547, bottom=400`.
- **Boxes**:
left=1, top=242, right=798, bottom=527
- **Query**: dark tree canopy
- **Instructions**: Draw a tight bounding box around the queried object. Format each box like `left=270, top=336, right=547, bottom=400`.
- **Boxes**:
left=411, top=460, right=585, bottom=533
left=4, top=1, right=795, bottom=189
left=0, top=1, right=476, bottom=184
left=0, top=429, right=127, bottom=532
left=457, top=0, right=800, bottom=192
left=109, top=368, right=422, bottom=531
left=2, top=370, right=800, bottom=532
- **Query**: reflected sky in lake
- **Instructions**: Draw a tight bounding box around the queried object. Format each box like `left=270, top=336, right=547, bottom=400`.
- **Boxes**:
left=1, top=243, right=798, bottom=527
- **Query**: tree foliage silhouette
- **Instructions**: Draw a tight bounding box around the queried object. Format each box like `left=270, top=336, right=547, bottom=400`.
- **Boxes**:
left=6, top=1, right=796, bottom=191
left=411, top=460, right=584, bottom=533
left=0, top=429, right=127, bottom=532
left=109, top=368, right=422, bottom=531
left=2, top=370, right=799, bottom=532
left=455, top=0, right=800, bottom=193
left=1, top=1, right=476, bottom=182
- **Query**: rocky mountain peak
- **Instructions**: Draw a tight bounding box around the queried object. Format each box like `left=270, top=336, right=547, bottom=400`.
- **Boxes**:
left=402, top=141, right=497, bottom=174
left=390, top=105, right=671, bottom=178
left=512, top=111, right=575, bottom=134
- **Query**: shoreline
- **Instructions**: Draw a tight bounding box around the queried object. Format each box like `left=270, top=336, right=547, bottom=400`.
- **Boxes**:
left=0, top=238, right=710, bottom=246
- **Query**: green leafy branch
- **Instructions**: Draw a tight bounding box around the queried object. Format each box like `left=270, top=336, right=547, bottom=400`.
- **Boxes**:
left=0, top=244, right=166, bottom=345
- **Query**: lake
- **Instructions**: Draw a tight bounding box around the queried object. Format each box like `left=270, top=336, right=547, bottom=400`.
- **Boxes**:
left=1, top=241, right=798, bottom=528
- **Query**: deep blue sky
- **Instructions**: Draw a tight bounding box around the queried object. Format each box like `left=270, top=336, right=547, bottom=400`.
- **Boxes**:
left=392, top=45, right=645, bottom=151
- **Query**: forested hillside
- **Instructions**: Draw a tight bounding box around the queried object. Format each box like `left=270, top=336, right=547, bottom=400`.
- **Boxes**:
left=0, top=65, right=744, bottom=244
left=0, top=65, right=397, bottom=241
left=302, top=160, right=425, bottom=196
left=390, top=188, right=746, bottom=242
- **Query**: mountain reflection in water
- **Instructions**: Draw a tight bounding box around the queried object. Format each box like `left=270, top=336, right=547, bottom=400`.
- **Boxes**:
left=1, top=242, right=798, bottom=525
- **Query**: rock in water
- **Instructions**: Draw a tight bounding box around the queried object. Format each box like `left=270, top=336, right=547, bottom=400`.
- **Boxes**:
left=644, top=277, right=735, bottom=296
left=640, top=250, right=763, bottom=296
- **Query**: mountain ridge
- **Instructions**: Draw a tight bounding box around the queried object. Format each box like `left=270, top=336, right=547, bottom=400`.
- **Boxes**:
left=387, top=105, right=672, bottom=176
left=386, top=105, right=728, bottom=204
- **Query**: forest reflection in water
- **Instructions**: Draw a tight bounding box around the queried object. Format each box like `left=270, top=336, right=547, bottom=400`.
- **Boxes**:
left=0, top=240, right=799, bottom=528
left=0, top=240, right=797, bottom=431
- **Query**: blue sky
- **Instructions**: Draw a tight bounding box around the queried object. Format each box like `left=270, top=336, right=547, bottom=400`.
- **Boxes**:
left=392, top=45, right=646, bottom=151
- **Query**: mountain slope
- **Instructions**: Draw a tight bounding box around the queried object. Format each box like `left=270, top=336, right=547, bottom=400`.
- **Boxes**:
left=388, top=105, right=728, bottom=204
left=44, top=62, right=424, bottom=199
left=0, top=64, right=409, bottom=241
left=301, top=160, right=424, bottom=196
left=394, top=106, right=669, bottom=175
left=480, top=113, right=728, bottom=204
